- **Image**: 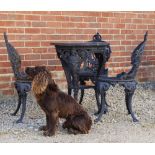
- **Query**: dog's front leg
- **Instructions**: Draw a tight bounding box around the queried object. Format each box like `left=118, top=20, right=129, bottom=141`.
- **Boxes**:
left=43, top=112, right=58, bottom=137
left=39, top=114, right=49, bottom=131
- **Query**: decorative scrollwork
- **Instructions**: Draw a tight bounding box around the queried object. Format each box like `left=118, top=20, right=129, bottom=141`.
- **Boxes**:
left=116, top=31, right=148, bottom=80
left=15, top=82, right=31, bottom=93
left=4, top=32, right=21, bottom=79
left=54, top=33, right=110, bottom=100
left=92, top=32, right=102, bottom=42
left=4, top=32, right=30, bottom=81
left=122, top=81, right=137, bottom=91
left=57, top=45, right=110, bottom=85
left=97, top=81, right=110, bottom=92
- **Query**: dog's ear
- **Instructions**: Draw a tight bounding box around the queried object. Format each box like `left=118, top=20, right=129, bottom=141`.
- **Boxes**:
left=25, top=67, right=32, bottom=73
left=25, top=67, right=36, bottom=79
left=35, top=66, right=46, bottom=73
left=32, top=72, right=49, bottom=94
left=40, top=66, right=46, bottom=70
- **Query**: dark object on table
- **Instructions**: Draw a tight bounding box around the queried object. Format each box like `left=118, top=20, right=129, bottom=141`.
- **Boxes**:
left=3, top=32, right=31, bottom=123
left=51, top=32, right=111, bottom=104
left=95, top=31, right=148, bottom=122
left=26, top=66, right=92, bottom=136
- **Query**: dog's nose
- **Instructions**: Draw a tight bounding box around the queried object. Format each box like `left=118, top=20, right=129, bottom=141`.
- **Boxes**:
left=25, top=67, right=32, bottom=74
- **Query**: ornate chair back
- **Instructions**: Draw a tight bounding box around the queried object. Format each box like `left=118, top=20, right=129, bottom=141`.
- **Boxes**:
left=117, top=31, right=148, bottom=80
left=4, top=32, right=24, bottom=80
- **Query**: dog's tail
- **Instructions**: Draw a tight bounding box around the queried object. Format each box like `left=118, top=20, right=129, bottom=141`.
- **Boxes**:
left=70, top=113, right=92, bottom=134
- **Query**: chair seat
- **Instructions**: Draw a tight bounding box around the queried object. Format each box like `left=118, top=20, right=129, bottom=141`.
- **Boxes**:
left=70, top=83, right=95, bottom=90
left=16, top=80, right=32, bottom=83
left=98, top=76, right=134, bottom=83
left=79, top=70, right=96, bottom=77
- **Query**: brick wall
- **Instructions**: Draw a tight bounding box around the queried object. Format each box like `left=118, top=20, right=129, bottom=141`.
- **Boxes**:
left=0, top=11, right=155, bottom=95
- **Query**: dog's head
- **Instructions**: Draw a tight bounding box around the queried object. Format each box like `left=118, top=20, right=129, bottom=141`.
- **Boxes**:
left=26, top=66, right=55, bottom=95
left=25, top=66, right=47, bottom=79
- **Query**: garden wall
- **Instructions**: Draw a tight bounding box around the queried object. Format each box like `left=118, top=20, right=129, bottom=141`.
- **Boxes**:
left=0, top=11, right=155, bottom=95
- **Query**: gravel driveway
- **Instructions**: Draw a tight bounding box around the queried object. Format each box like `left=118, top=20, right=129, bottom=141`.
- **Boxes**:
left=0, top=83, right=155, bottom=143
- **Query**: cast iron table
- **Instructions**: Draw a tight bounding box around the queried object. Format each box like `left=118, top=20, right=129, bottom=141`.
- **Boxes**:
left=51, top=33, right=111, bottom=101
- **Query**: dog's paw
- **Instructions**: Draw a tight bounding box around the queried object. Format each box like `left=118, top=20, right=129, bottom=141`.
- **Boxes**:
left=43, top=130, right=55, bottom=137
left=68, top=128, right=81, bottom=135
left=39, top=125, right=47, bottom=131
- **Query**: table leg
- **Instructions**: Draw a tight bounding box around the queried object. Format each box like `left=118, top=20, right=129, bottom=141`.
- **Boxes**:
left=60, top=60, right=72, bottom=95
left=72, top=72, right=79, bottom=101
left=79, top=89, right=84, bottom=104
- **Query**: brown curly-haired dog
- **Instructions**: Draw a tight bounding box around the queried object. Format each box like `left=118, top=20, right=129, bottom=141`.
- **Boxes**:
left=25, top=66, right=92, bottom=136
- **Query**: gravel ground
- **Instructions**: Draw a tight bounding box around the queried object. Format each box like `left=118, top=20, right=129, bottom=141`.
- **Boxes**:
left=0, top=83, right=155, bottom=143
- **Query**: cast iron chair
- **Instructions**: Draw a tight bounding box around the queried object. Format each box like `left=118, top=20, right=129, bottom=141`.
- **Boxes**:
left=4, top=32, right=31, bottom=123
left=95, top=31, right=148, bottom=122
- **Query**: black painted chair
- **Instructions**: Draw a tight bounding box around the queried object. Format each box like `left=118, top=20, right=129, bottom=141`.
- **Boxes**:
left=4, top=32, right=31, bottom=123
left=95, top=31, right=148, bottom=122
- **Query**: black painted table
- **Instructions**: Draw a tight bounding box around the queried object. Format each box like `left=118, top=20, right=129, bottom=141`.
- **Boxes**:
left=51, top=33, right=112, bottom=101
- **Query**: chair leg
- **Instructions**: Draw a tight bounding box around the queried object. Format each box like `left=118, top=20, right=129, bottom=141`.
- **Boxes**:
left=94, top=91, right=108, bottom=123
left=16, top=92, right=27, bottom=123
left=73, top=88, right=79, bottom=101
left=95, top=91, right=109, bottom=116
left=68, top=87, right=72, bottom=95
left=11, top=91, right=22, bottom=116
left=94, top=82, right=110, bottom=118
left=124, top=85, right=138, bottom=122
left=125, top=91, right=130, bottom=115
left=79, top=89, right=84, bottom=104
left=72, top=71, right=79, bottom=101
left=13, top=82, right=31, bottom=123
left=94, top=89, right=101, bottom=115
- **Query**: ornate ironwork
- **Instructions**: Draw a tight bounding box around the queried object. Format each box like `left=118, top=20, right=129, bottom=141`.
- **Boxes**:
left=116, top=31, right=148, bottom=80
left=52, top=33, right=111, bottom=103
left=91, top=32, right=102, bottom=42
left=4, top=32, right=31, bottom=123
left=95, top=31, right=148, bottom=123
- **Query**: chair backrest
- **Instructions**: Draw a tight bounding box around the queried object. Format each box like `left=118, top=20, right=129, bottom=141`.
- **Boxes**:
left=127, top=31, right=148, bottom=79
left=116, top=31, right=148, bottom=80
left=4, top=32, right=22, bottom=80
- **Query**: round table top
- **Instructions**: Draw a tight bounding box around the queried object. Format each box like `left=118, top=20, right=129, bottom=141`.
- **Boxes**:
left=51, top=41, right=109, bottom=47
